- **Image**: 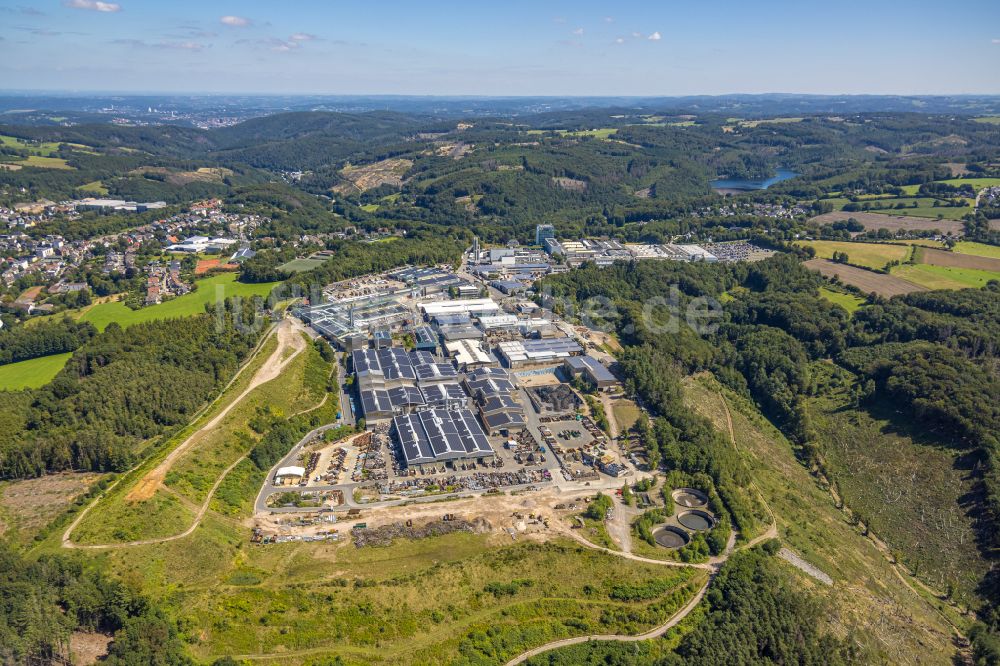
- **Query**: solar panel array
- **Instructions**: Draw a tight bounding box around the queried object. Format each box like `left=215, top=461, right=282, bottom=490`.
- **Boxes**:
left=392, top=409, right=494, bottom=466
left=351, top=348, right=420, bottom=384
left=420, top=382, right=468, bottom=407
left=415, top=362, right=459, bottom=383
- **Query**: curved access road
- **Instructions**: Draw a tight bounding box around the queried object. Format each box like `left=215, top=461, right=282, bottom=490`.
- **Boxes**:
left=62, top=319, right=308, bottom=550
left=504, top=387, right=782, bottom=666
left=506, top=575, right=712, bottom=666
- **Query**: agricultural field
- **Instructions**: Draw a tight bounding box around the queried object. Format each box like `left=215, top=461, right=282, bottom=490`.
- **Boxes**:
left=76, top=180, right=109, bottom=195
left=681, top=375, right=959, bottom=663
left=861, top=198, right=972, bottom=220
left=807, top=363, right=987, bottom=607
left=0, top=352, right=73, bottom=390
left=797, top=240, right=910, bottom=271
left=817, top=286, right=865, bottom=313
left=804, top=259, right=925, bottom=297
left=891, top=264, right=1000, bottom=290
left=973, top=116, right=1000, bottom=125
left=76, top=273, right=278, bottom=331
left=278, top=256, right=328, bottom=273
left=0, top=134, right=65, bottom=155
left=953, top=241, right=1000, bottom=259
left=918, top=247, right=1000, bottom=272
left=1, top=155, right=74, bottom=170
left=808, top=210, right=966, bottom=236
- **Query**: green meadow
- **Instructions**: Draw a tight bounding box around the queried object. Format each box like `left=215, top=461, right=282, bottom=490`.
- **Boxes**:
left=78, top=273, right=278, bottom=331
left=0, top=353, right=74, bottom=391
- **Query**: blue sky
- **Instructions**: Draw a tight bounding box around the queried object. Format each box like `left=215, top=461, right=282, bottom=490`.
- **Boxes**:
left=1, top=0, right=998, bottom=95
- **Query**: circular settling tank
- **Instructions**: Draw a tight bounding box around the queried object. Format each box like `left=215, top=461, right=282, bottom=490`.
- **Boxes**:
left=677, top=510, right=715, bottom=531
left=671, top=488, right=709, bottom=508
left=653, top=526, right=691, bottom=549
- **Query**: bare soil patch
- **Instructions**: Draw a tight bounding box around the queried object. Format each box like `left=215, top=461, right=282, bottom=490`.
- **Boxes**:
left=920, top=247, right=1000, bottom=272
left=0, top=473, right=103, bottom=537
left=809, top=211, right=965, bottom=236
left=551, top=176, right=587, bottom=192
left=335, top=158, right=412, bottom=193
left=69, top=632, right=112, bottom=665
left=804, top=258, right=927, bottom=297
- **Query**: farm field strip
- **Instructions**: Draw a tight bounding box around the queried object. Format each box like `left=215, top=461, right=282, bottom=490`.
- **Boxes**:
left=807, top=210, right=966, bottom=235
left=804, top=258, right=926, bottom=296
left=0, top=352, right=73, bottom=391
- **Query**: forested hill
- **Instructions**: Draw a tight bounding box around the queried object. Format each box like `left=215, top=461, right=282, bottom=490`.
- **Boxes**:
left=541, top=256, right=1000, bottom=655
left=0, top=298, right=267, bottom=479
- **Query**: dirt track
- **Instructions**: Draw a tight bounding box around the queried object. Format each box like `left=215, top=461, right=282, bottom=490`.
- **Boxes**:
left=804, top=258, right=927, bottom=296
left=126, top=320, right=305, bottom=502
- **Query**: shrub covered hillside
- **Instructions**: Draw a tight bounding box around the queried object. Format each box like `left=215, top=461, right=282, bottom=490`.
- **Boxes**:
left=542, top=256, right=1000, bottom=653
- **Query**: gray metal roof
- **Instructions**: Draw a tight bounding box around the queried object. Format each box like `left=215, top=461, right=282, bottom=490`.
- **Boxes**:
left=565, top=355, right=616, bottom=383
left=392, top=409, right=493, bottom=465
left=420, top=382, right=467, bottom=406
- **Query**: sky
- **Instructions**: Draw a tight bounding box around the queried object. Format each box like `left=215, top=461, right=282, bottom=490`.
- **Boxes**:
left=1, top=0, right=999, bottom=96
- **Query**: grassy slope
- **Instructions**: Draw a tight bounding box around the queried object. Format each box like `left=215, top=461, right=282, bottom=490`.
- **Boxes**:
left=798, top=241, right=909, bottom=271
left=165, top=335, right=331, bottom=504
left=807, top=362, right=987, bottom=607
left=77, top=273, right=278, bottom=331
left=953, top=241, right=1000, bottom=259
left=818, top=286, right=865, bottom=314
left=55, top=517, right=706, bottom=665
left=891, top=264, right=1000, bottom=290
left=681, top=375, right=959, bottom=664
left=69, top=333, right=281, bottom=544
left=0, top=352, right=73, bottom=390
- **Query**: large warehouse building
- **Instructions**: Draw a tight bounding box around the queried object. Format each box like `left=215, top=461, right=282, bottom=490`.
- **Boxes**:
left=497, top=337, right=583, bottom=367
left=391, top=409, right=495, bottom=468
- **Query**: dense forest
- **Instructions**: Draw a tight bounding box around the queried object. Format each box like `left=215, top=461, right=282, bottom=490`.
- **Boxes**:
left=0, top=298, right=267, bottom=478
left=0, top=317, right=95, bottom=366
left=0, top=540, right=191, bottom=665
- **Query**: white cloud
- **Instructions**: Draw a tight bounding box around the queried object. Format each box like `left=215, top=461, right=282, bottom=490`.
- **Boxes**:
left=572, top=27, right=584, bottom=36
left=220, top=15, right=250, bottom=27
left=64, top=0, right=121, bottom=13
left=648, top=31, right=662, bottom=41
left=161, top=40, right=204, bottom=51
left=993, top=38, right=1000, bottom=44
left=631, top=31, right=642, bottom=38
left=289, top=32, right=317, bottom=42
left=113, top=38, right=207, bottom=51
left=604, top=16, right=614, bottom=23
left=615, top=37, right=625, bottom=44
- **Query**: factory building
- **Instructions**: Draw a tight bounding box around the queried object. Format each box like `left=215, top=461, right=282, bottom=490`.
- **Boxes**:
left=497, top=337, right=583, bottom=368
left=391, top=409, right=495, bottom=469
left=563, top=355, right=618, bottom=390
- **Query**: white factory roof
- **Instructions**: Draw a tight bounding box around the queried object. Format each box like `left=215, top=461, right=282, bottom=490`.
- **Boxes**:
left=676, top=244, right=718, bottom=261
left=275, top=465, right=305, bottom=478
left=419, top=298, right=499, bottom=317
left=478, top=314, right=519, bottom=329
left=445, top=339, right=492, bottom=366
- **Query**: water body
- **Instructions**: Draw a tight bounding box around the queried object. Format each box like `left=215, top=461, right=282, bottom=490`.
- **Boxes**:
left=711, top=168, right=798, bottom=193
